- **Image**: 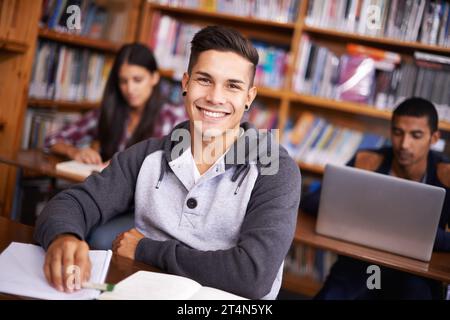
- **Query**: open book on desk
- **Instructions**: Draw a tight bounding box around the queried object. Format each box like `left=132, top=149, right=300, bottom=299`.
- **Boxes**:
left=55, top=160, right=107, bottom=180
left=98, top=271, right=247, bottom=300
left=0, top=242, right=112, bottom=300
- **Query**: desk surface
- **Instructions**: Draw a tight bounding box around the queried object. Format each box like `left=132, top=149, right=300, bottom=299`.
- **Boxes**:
left=0, top=216, right=157, bottom=299
left=0, top=149, right=85, bottom=182
left=295, top=212, right=450, bottom=283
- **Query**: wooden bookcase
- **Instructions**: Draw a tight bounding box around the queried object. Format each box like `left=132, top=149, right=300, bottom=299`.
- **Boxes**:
left=137, top=0, right=450, bottom=178
left=135, top=0, right=450, bottom=297
left=30, top=0, right=142, bottom=112
left=0, top=0, right=43, bottom=217
left=0, top=0, right=142, bottom=217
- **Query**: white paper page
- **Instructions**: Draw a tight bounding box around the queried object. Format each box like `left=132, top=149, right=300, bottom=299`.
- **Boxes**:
left=98, top=271, right=202, bottom=300
left=0, top=242, right=112, bottom=300
left=189, top=287, right=247, bottom=300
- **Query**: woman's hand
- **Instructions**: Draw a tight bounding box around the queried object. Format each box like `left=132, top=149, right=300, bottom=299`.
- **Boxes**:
left=70, top=147, right=102, bottom=165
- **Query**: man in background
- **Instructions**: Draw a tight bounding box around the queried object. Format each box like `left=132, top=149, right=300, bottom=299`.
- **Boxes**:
left=301, top=97, right=449, bottom=299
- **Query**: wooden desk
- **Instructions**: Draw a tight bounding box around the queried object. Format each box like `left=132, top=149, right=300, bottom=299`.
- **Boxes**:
left=0, top=216, right=157, bottom=299
left=295, top=212, right=450, bottom=283
left=0, top=149, right=85, bottom=183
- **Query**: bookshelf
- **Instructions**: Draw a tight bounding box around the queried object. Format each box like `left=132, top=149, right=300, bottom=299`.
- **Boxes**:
left=137, top=0, right=450, bottom=179
left=303, top=25, right=450, bottom=55
left=22, top=0, right=143, bottom=150
left=38, top=27, right=121, bottom=53
left=0, top=0, right=143, bottom=217
left=146, top=2, right=297, bottom=30
left=29, top=0, right=142, bottom=111
left=27, top=98, right=100, bottom=111
left=136, top=0, right=450, bottom=297
left=0, top=0, right=42, bottom=217
left=290, top=94, right=450, bottom=132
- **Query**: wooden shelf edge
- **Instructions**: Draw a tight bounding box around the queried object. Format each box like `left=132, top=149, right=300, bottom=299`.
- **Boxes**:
left=257, top=86, right=285, bottom=99
left=0, top=38, right=28, bottom=53
left=290, top=93, right=393, bottom=119
left=304, top=25, right=450, bottom=54
left=439, top=121, right=450, bottom=132
left=159, top=68, right=175, bottom=79
left=150, top=3, right=296, bottom=30
left=28, top=98, right=100, bottom=110
left=282, top=271, right=322, bottom=297
left=290, top=94, right=450, bottom=132
left=38, top=28, right=119, bottom=53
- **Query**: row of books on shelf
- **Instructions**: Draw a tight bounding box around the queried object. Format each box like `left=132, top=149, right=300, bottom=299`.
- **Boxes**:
left=306, top=0, right=450, bottom=47
left=253, top=42, right=289, bottom=90
left=150, top=0, right=300, bottom=23
left=21, top=109, right=82, bottom=150
left=242, top=101, right=279, bottom=130
left=29, top=40, right=113, bottom=102
left=40, top=0, right=130, bottom=42
left=21, top=100, right=277, bottom=151
left=148, top=13, right=289, bottom=87
left=23, top=78, right=185, bottom=150
left=293, top=37, right=450, bottom=123
left=284, top=243, right=337, bottom=283
left=149, top=13, right=201, bottom=80
left=282, top=112, right=388, bottom=166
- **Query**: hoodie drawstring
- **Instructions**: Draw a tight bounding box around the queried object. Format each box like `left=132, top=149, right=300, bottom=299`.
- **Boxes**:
left=234, top=164, right=250, bottom=195
left=231, top=164, right=247, bottom=182
left=155, top=156, right=167, bottom=189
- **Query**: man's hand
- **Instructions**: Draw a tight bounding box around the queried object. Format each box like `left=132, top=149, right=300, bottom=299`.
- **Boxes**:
left=44, top=234, right=91, bottom=293
left=112, top=228, right=145, bottom=260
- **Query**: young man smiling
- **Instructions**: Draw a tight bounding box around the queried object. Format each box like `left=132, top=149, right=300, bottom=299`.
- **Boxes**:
left=34, top=26, right=301, bottom=300
left=301, top=97, right=449, bottom=299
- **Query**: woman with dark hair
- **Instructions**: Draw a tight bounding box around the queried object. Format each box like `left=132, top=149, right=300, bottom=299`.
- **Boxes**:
left=45, top=43, right=186, bottom=164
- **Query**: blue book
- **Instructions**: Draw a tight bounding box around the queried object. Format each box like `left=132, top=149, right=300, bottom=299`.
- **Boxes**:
left=48, top=0, right=67, bottom=29
left=82, top=2, right=97, bottom=35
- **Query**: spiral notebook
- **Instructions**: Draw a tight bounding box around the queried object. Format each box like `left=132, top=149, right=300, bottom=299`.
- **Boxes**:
left=0, top=242, right=112, bottom=300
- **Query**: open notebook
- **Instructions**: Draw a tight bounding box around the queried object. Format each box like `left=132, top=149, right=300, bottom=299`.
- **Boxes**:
left=0, top=242, right=112, bottom=300
left=98, top=271, right=247, bottom=300
left=55, top=160, right=107, bottom=180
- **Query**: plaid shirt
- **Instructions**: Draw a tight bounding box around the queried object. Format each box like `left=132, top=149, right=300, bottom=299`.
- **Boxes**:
left=44, top=103, right=188, bottom=152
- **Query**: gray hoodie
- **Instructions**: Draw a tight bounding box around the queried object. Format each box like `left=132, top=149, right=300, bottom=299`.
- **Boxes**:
left=34, top=121, right=301, bottom=299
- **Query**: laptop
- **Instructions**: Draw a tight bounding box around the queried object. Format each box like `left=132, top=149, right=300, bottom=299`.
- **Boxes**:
left=316, top=164, right=446, bottom=261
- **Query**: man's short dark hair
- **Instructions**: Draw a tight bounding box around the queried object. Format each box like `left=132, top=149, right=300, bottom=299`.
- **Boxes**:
left=187, top=25, right=259, bottom=86
left=392, top=97, right=439, bottom=133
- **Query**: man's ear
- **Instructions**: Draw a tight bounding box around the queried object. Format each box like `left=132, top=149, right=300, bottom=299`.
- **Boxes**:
left=431, top=130, right=441, bottom=145
left=246, top=86, right=257, bottom=107
left=182, top=72, right=190, bottom=91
